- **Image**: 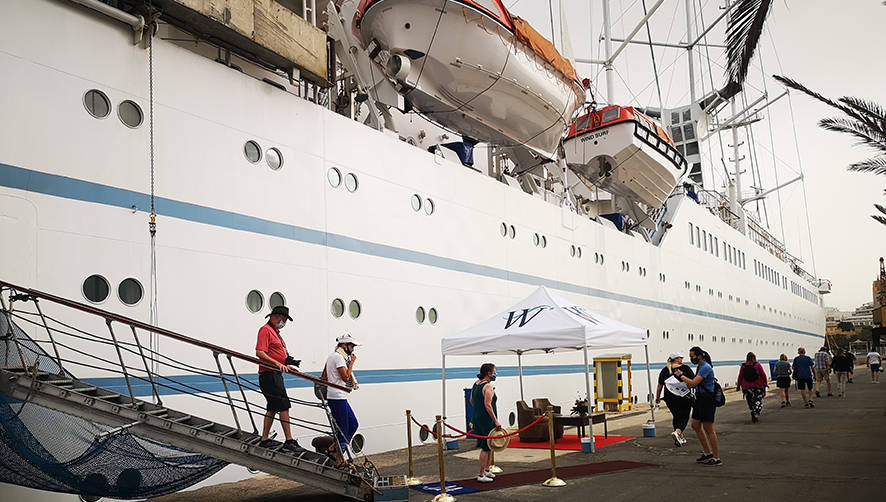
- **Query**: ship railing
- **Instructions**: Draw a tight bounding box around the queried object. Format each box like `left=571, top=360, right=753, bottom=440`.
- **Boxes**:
left=0, top=279, right=352, bottom=457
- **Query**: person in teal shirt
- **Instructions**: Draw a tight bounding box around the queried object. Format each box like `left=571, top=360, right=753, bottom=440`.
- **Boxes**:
left=470, top=363, right=500, bottom=483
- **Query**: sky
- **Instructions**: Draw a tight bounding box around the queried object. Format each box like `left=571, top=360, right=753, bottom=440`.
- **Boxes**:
left=509, top=0, right=886, bottom=311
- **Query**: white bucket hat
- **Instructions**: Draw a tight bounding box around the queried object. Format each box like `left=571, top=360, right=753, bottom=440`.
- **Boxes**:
left=668, top=352, right=685, bottom=360
left=336, top=333, right=361, bottom=346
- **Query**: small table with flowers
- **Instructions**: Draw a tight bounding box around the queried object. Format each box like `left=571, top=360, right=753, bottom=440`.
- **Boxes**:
left=552, top=413, right=608, bottom=438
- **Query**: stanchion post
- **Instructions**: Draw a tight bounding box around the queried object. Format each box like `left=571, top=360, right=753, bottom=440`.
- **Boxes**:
left=542, top=405, right=566, bottom=487
left=406, top=410, right=420, bottom=485
left=432, top=415, right=455, bottom=502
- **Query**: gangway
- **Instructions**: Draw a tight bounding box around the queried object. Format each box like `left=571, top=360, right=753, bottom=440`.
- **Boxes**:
left=0, top=279, right=378, bottom=501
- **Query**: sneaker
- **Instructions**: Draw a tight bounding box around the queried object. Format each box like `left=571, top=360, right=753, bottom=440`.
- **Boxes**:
left=477, top=475, right=494, bottom=483
left=815, top=391, right=821, bottom=398
left=696, top=453, right=714, bottom=463
left=803, top=402, right=811, bottom=408
left=809, top=401, right=815, bottom=408
left=703, top=458, right=723, bottom=466
left=672, top=430, right=682, bottom=447
left=780, top=402, right=786, bottom=408
left=483, top=470, right=496, bottom=479
left=751, top=414, right=758, bottom=423
left=786, top=402, right=791, bottom=407
left=282, top=439, right=304, bottom=452
left=259, top=439, right=277, bottom=448
left=848, top=379, right=853, bottom=384
left=679, top=436, right=688, bottom=446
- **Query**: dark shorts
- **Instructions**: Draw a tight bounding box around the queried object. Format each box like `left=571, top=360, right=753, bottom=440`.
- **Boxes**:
left=872, top=364, right=881, bottom=373
left=796, top=378, right=813, bottom=390
left=691, top=394, right=716, bottom=423
left=259, top=371, right=291, bottom=412
left=776, top=376, right=792, bottom=389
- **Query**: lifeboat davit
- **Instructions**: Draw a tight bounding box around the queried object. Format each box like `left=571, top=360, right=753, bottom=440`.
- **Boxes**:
left=563, top=105, right=688, bottom=208
left=353, top=0, right=584, bottom=157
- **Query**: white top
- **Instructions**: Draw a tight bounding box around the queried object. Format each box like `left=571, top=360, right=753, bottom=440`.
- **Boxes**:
left=868, top=352, right=882, bottom=365
left=325, top=352, right=350, bottom=400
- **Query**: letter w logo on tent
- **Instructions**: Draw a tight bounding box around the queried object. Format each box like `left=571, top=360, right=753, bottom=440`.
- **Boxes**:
left=503, top=305, right=553, bottom=329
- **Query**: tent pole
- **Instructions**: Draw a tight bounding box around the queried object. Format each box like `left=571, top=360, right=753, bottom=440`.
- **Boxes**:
left=644, top=344, right=655, bottom=422
left=442, top=354, right=447, bottom=419
left=583, top=346, right=595, bottom=452
left=518, top=351, right=524, bottom=402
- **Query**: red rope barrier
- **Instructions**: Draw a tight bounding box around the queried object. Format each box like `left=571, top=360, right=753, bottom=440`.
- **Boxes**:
left=409, top=414, right=547, bottom=440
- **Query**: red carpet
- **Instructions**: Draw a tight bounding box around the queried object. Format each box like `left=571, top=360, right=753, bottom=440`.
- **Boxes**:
left=508, top=434, right=633, bottom=451
left=454, top=460, right=655, bottom=491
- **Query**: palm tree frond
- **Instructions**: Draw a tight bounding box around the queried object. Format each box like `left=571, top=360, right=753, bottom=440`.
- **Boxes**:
left=840, top=96, right=886, bottom=124
left=726, top=0, right=774, bottom=86
left=772, top=75, right=872, bottom=126
left=873, top=214, right=886, bottom=227
left=818, top=117, right=886, bottom=153
left=848, top=156, right=886, bottom=175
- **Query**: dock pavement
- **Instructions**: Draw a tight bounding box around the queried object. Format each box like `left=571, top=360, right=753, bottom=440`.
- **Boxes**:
left=153, top=365, right=886, bottom=501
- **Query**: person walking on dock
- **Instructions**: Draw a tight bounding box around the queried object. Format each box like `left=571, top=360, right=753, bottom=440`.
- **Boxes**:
left=470, top=363, right=501, bottom=483
left=674, top=347, right=721, bottom=466
left=793, top=348, right=816, bottom=408
left=736, top=352, right=768, bottom=422
left=866, top=350, right=882, bottom=383
left=831, top=349, right=852, bottom=398
left=774, top=354, right=792, bottom=407
left=255, top=305, right=301, bottom=451
left=846, top=351, right=856, bottom=383
left=813, top=346, right=832, bottom=398
left=323, top=334, right=361, bottom=460
left=655, top=352, right=694, bottom=446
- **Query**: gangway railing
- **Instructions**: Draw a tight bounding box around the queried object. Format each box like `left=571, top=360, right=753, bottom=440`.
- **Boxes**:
left=0, top=279, right=378, bottom=500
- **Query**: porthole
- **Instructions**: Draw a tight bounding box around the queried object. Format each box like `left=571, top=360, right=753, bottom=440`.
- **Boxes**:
left=328, top=167, right=342, bottom=187
left=428, top=307, right=438, bottom=324
left=419, top=425, right=430, bottom=442
left=82, top=275, right=110, bottom=303
left=508, top=411, right=516, bottom=426
left=269, top=292, right=286, bottom=309
left=244, top=140, right=262, bottom=163
left=246, top=290, right=264, bottom=313
left=534, top=233, right=540, bottom=246
left=416, top=306, right=426, bottom=324
left=411, top=194, right=422, bottom=211
left=570, top=245, right=576, bottom=257
left=345, top=173, right=359, bottom=192
left=266, top=147, right=283, bottom=170
left=577, top=247, right=581, bottom=258
left=595, top=252, right=599, bottom=263
left=508, top=225, right=515, bottom=239
left=599, top=254, right=604, bottom=265
left=118, top=100, right=143, bottom=128
left=351, top=433, right=365, bottom=453
left=541, top=235, right=547, bottom=248
left=349, top=300, right=361, bottom=319
left=118, top=278, right=143, bottom=306
left=500, top=222, right=507, bottom=237
left=424, top=198, right=435, bottom=215
left=83, top=89, right=110, bottom=118
left=331, top=298, right=345, bottom=318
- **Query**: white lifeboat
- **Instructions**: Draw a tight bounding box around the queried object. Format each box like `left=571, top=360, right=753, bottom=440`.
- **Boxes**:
left=353, top=0, right=584, bottom=157
left=563, top=105, right=688, bottom=208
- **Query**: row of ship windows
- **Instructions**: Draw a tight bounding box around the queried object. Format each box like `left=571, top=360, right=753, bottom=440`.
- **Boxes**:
left=679, top=281, right=810, bottom=321
left=246, top=291, right=441, bottom=324
left=82, top=275, right=143, bottom=305
left=689, top=222, right=746, bottom=270
left=83, top=89, right=143, bottom=128
left=328, top=168, right=359, bottom=192
left=681, top=332, right=791, bottom=347
left=244, top=141, right=284, bottom=170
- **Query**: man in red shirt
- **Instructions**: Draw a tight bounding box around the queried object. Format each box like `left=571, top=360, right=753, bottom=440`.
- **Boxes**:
left=256, top=306, right=300, bottom=451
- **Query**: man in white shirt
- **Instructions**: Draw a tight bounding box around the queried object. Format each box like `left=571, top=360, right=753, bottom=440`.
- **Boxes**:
left=322, top=334, right=361, bottom=459
left=866, top=351, right=882, bottom=383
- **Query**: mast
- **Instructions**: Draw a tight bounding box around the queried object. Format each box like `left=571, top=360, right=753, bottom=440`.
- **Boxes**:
left=602, top=0, right=614, bottom=103
left=684, top=0, right=696, bottom=103
left=728, top=99, right=747, bottom=234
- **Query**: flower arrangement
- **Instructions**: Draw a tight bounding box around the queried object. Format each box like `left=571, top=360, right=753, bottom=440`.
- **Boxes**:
left=571, top=397, right=589, bottom=415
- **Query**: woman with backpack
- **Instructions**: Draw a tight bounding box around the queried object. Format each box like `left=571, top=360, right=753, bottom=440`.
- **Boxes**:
left=673, top=346, right=721, bottom=466
left=736, top=352, right=768, bottom=423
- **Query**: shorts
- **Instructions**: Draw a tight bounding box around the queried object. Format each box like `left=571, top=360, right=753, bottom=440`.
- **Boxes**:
left=872, top=364, right=882, bottom=373
left=814, top=368, right=830, bottom=382
left=796, top=378, right=813, bottom=391
left=691, top=394, right=716, bottom=423
left=259, top=371, right=291, bottom=412
left=776, top=376, right=792, bottom=389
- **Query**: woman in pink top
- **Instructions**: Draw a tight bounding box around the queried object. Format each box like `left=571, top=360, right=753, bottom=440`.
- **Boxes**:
left=736, top=352, right=768, bottom=423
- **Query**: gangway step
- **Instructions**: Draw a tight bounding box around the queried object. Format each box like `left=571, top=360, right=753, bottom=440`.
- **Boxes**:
left=0, top=368, right=375, bottom=501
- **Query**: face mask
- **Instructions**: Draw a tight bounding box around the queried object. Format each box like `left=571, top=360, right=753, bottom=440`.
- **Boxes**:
left=276, top=321, right=286, bottom=329
left=690, top=356, right=700, bottom=365
left=490, top=373, right=497, bottom=381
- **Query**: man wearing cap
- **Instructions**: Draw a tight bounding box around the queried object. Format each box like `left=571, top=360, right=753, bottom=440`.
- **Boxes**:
left=322, top=334, right=360, bottom=458
left=255, top=306, right=301, bottom=451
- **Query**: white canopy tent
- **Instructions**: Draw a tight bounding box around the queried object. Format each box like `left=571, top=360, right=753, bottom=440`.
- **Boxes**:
left=440, top=286, right=653, bottom=445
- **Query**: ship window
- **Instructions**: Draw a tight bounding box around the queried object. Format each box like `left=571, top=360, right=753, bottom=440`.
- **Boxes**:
left=689, top=223, right=694, bottom=245
left=685, top=141, right=700, bottom=156
left=571, top=245, right=576, bottom=257
left=424, top=198, right=435, bottom=215
left=345, top=173, right=359, bottom=192
left=244, top=141, right=262, bottom=163
left=118, top=100, right=143, bottom=128
left=269, top=292, right=286, bottom=309
left=428, top=307, right=438, bottom=324
left=118, top=278, right=143, bottom=305
left=328, top=167, right=342, bottom=187
left=683, top=109, right=692, bottom=122
left=534, top=233, right=540, bottom=246
left=83, top=89, right=110, bottom=118
left=671, top=126, right=683, bottom=142
left=683, top=124, right=696, bottom=141
left=575, top=114, right=591, bottom=132
left=349, top=300, right=361, bottom=319
left=412, top=194, right=422, bottom=211
left=671, top=112, right=680, bottom=124
left=696, top=227, right=701, bottom=247
left=266, top=148, right=283, bottom=170
left=416, top=306, right=425, bottom=324
left=541, top=235, right=547, bottom=248
left=331, top=298, right=344, bottom=318
left=714, top=237, right=719, bottom=257
left=577, top=247, right=582, bottom=258
left=509, top=225, right=516, bottom=239
left=82, top=275, right=110, bottom=303
left=702, top=230, right=707, bottom=251
left=601, top=107, right=620, bottom=123
left=500, top=222, right=507, bottom=236
left=246, top=290, right=264, bottom=313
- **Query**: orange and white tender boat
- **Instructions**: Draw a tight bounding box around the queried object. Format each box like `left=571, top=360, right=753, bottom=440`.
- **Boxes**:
left=564, top=105, right=688, bottom=208
left=353, top=0, right=584, bottom=157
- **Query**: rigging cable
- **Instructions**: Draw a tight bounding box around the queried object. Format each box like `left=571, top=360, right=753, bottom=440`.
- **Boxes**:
left=147, top=19, right=160, bottom=379
left=758, top=50, right=788, bottom=244
left=696, top=0, right=729, bottom=189
left=639, top=0, right=663, bottom=111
